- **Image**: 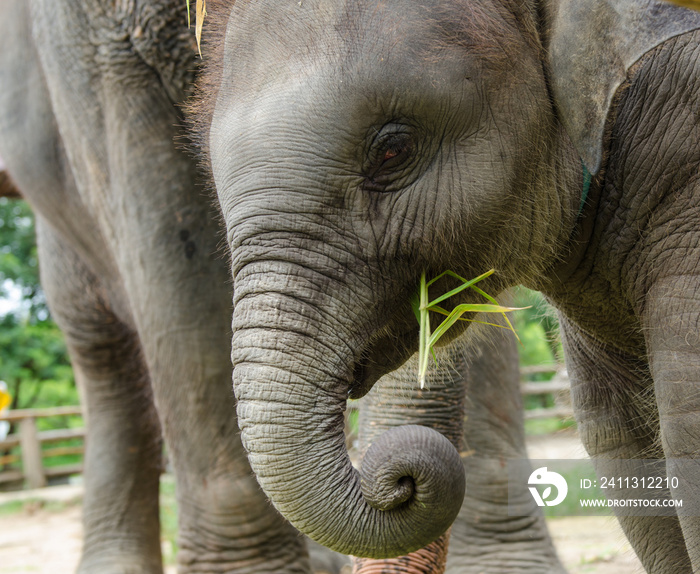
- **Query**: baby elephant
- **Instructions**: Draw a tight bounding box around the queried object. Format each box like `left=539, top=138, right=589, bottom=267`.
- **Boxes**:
left=199, top=0, right=700, bottom=572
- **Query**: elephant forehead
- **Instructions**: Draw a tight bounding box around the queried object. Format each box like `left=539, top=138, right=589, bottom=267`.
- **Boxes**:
left=221, top=1, right=403, bottom=78
left=216, top=0, right=491, bottom=98
left=210, top=3, right=490, bottom=167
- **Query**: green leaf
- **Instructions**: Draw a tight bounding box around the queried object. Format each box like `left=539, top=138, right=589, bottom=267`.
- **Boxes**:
left=467, top=285, right=520, bottom=342
left=428, top=303, right=520, bottom=347
left=418, top=271, right=431, bottom=388
left=414, top=268, right=526, bottom=386
left=424, top=269, right=494, bottom=308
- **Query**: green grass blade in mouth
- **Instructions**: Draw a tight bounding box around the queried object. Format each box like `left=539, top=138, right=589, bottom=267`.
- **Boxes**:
left=428, top=303, right=517, bottom=347
left=424, top=269, right=494, bottom=307
left=468, top=284, right=520, bottom=342
left=415, top=269, right=525, bottom=385
left=418, top=271, right=431, bottom=389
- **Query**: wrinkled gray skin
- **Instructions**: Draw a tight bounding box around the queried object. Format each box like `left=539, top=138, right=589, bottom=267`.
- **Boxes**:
left=0, top=1, right=313, bottom=573
left=206, top=0, right=700, bottom=570
left=357, top=329, right=565, bottom=573
left=0, top=2, right=555, bottom=573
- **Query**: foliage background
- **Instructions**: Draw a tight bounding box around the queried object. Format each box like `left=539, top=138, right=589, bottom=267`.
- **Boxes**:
left=0, top=198, right=77, bottom=419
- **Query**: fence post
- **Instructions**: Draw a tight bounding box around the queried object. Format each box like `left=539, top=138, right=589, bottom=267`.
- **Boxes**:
left=19, top=417, right=46, bottom=488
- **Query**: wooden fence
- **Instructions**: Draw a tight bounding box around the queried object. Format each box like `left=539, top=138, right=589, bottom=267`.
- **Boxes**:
left=520, top=364, right=573, bottom=420
left=0, top=406, right=84, bottom=489
left=0, top=365, right=570, bottom=490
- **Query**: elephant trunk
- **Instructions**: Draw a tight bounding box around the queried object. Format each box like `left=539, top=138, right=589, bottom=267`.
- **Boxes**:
left=231, top=288, right=465, bottom=558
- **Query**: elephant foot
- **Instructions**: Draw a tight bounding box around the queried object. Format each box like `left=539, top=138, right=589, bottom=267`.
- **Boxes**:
left=352, top=532, right=451, bottom=574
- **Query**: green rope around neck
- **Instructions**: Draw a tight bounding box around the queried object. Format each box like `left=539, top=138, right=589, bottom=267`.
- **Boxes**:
left=579, top=162, right=592, bottom=217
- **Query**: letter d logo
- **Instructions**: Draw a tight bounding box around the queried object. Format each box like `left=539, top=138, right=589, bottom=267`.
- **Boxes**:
left=528, top=466, right=568, bottom=507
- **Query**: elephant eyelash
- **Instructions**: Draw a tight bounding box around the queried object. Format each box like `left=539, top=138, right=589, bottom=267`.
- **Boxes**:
left=377, top=133, right=414, bottom=164
left=363, top=128, right=418, bottom=192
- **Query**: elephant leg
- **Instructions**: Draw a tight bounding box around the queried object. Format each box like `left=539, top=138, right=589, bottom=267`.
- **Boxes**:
left=26, top=1, right=313, bottom=568
left=353, top=328, right=565, bottom=574
left=101, top=173, right=311, bottom=573
left=92, top=141, right=311, bottom=572
left=561, top=318, right=692, bottom=573
left=38, top=222, right=163, bottom=574
left=446, top=329, right=565, bottom=574
left=645, top=275, right=700, bottom=570
left=100, top=149, right=312, bottom=573
left=123, top=271, right=311, bottom=573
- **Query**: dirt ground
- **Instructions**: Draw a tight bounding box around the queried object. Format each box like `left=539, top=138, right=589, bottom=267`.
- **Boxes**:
left=0, top=432, right=645, bottom=574
left=0, top=505, right=644, bottom=574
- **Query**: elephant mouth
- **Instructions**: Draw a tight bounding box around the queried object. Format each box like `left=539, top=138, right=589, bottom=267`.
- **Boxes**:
left=346, top=296, right=477, bottom=400
left=347, top=327, right=417, bottom=400
left=348, top=353, right=373, bottom=400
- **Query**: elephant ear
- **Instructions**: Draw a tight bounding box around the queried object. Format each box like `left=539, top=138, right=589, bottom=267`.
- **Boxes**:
left=548, top=0, right=700, bottom=174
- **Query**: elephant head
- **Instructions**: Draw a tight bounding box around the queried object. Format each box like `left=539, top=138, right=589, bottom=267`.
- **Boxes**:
left=196, top=0, right=700, bottom=559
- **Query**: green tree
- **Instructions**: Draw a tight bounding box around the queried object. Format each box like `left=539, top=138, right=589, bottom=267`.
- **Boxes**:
left=513, top=287, right=562, bottom=366
left=0, top=198, right=46, bottom=320
left=0, top=198, right=75, bottom=412
left=0, top=314, right=77, bottom=413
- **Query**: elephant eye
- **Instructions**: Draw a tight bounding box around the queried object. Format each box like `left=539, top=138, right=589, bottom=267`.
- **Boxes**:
left=379, top=133, right=414, bottom=165
left=363, top=126, right=417, bottom=192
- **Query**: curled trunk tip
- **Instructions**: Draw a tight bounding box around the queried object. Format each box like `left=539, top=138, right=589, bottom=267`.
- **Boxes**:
left=360, top=425, right=465, bottom=545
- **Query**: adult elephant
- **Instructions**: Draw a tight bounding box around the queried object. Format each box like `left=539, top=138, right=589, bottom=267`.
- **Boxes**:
left=199, top=0, right=700, bottom=570
left=0, top=1, right=311, bottom=572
